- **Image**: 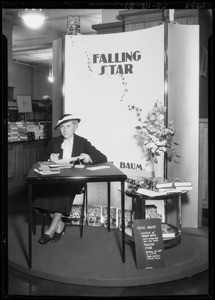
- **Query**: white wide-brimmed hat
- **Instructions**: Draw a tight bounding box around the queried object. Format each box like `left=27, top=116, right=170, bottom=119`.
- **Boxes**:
left=54, top=114, right=81, bottom=129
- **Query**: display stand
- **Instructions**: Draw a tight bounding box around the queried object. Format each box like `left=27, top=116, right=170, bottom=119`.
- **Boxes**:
left=125, top=189, right=186, bottom=248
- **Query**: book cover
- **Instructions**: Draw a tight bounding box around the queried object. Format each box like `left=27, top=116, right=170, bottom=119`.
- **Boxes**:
left=161, top=223, right=176, bottom=239
left=118, top=209, right=133, bottom=231
left=145, top=200, right=166, bottom=223
left=145, top=204, right=163, bottom=220
left=87, top=205, right=103, bottom=226
left=67, top=204, right=86, bottom=225
left=103, top=206, right=119, bottom=229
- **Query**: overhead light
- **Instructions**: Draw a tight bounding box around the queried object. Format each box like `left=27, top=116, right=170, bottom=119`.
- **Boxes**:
left=18, top=9, right=49, bottom=29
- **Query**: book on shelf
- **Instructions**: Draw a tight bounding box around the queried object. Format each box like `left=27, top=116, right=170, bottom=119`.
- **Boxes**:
left=153, top=187, right=176, bottom=193
left=175, top=186, right=193, bottom=191
left=137, top=188, right=180, bottom=197
left=145, top=204, right=163, bottom=220
left=161, top=223, right=176, bottom=239
left=102, top=206, right=119, bottom=229
left=153, top=182, right=173, bottom=189
left=173, top=179, right=192, bottom=187
left=151, top=177, right=174, bottom=189
left=87, top=205, right=103, bottom=226
left=162, top=232, right=176, bottom=238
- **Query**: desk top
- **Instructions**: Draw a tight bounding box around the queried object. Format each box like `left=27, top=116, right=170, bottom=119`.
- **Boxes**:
left=27, top=162, right=127, bottom=183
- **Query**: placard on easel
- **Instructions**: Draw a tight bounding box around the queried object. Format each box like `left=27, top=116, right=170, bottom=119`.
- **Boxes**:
left=16, top=95, right=32, bottom=123
left=133, top=219, right=165, bottom=269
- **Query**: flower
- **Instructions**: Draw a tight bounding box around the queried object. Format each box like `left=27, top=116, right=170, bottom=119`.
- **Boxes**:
left=128, top=100, right=179, bottom=163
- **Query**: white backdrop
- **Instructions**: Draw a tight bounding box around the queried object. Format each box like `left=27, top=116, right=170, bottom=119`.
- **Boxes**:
left=64, top=25, right=165, bottom=208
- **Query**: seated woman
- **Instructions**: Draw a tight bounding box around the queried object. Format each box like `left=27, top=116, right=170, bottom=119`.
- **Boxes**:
left=33, top=114, right=107, bottom=245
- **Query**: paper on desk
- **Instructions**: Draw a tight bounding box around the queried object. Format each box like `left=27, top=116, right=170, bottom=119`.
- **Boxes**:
left=49, top=157, right=80, bottom=168
left=87, top=165, right=110, bottom=171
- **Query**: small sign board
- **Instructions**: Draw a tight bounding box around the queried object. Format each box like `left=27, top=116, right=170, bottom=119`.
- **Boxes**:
left=16, top=95, right=32, bottom=113
left=133, top=218, right=165, bottom=269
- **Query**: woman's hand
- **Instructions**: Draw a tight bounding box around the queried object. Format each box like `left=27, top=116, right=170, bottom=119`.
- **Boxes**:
left=50, top=153, right=60, bottom=162
left=79, top=153, right=92, bottom=163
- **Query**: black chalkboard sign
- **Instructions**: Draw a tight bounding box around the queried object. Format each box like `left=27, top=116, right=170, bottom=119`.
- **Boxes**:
left=133, top=218, right=165, bottom=269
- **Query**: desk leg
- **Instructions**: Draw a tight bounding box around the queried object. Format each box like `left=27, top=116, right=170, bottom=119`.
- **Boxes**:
left=28, top=183, right=33, bottom=269
left=121, top=181, right=125, bottom=263
left=107, top=182, right=110, bottom=232
left=141, top=196, right=146, bottom=219
left=178, top=195, right=182, bottom=243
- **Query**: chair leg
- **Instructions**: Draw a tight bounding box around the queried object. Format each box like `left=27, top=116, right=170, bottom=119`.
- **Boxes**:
left=80, top=189, right=85, bottom=238
left=32, top=210, right=36, bottom=235
left=41, top=215, right=47, bottom=235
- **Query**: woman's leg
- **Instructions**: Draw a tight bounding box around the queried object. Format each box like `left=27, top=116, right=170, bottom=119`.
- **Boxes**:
left=45, top=212, right=63, bottom=237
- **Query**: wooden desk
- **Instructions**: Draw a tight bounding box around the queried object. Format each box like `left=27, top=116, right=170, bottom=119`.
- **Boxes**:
left=26, top=162, right=127, bottom=268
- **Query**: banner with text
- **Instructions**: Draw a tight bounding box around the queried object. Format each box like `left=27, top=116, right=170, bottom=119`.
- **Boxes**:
left=64, top=25, right=165, bottom=207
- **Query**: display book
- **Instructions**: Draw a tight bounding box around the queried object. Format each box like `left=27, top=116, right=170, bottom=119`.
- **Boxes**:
left=63, top=204, right=86, bottom=226
left=33, top=157, right=84, bottom=175
left=126, top=176, right=193, bottom=197
left=151, top=177, right=192, bottom=192
left=85, top=205, right=133, bottom=229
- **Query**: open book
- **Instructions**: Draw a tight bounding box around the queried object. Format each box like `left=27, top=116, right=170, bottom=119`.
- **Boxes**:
left=48, top=157, right=84, bottom=169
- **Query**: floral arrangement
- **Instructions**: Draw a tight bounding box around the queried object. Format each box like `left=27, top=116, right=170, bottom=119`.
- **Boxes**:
left=128, top=100, right=179, bottom=163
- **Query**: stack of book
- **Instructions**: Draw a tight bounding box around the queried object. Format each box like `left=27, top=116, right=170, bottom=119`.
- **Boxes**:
left=33, top=161, right=60, bottom=175
left=8, top=122, right=28, bottom=142
left=146, top=177, right=193, bottom=193
left=151, top=179, right=175, bottom=192
left=173, top=179, right=193, bottom=191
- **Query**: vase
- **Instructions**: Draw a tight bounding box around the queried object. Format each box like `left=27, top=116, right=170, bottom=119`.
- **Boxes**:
left=149, top=155, right=162, bottom=179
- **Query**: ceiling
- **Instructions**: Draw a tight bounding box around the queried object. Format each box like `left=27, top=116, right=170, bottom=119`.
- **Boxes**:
left=2, top=8, right=103, bottom=66
left=2, top=8, right=212, bottom=67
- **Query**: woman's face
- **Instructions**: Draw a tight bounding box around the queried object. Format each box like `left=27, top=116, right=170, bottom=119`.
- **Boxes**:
left=59, top=121, right=78, bottom=139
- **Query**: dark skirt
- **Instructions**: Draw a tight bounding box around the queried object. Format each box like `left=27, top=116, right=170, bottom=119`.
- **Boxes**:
left=33, top=183, right=84, bottom=216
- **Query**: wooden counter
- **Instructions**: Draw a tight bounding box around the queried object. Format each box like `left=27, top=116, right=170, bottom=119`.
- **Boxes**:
left=8, top=139, right=49, bottom=194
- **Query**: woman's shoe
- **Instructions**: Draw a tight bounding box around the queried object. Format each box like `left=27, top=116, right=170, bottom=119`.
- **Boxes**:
left=38, top=233, right=53, bottom=245
left=51, top=225, right=66, bottom=242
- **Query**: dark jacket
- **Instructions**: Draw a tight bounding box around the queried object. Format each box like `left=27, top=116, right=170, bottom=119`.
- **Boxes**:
left=44, top=134, right=107, bottom=164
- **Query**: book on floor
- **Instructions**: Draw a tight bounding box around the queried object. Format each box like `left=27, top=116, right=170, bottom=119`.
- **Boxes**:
left=118, top=209, right=133, bottom=231
left=63, top=205, right=86, bottom=225
left=102, top=206, right=119, bottom=229
left=87, top=205, right=103, bottom=226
